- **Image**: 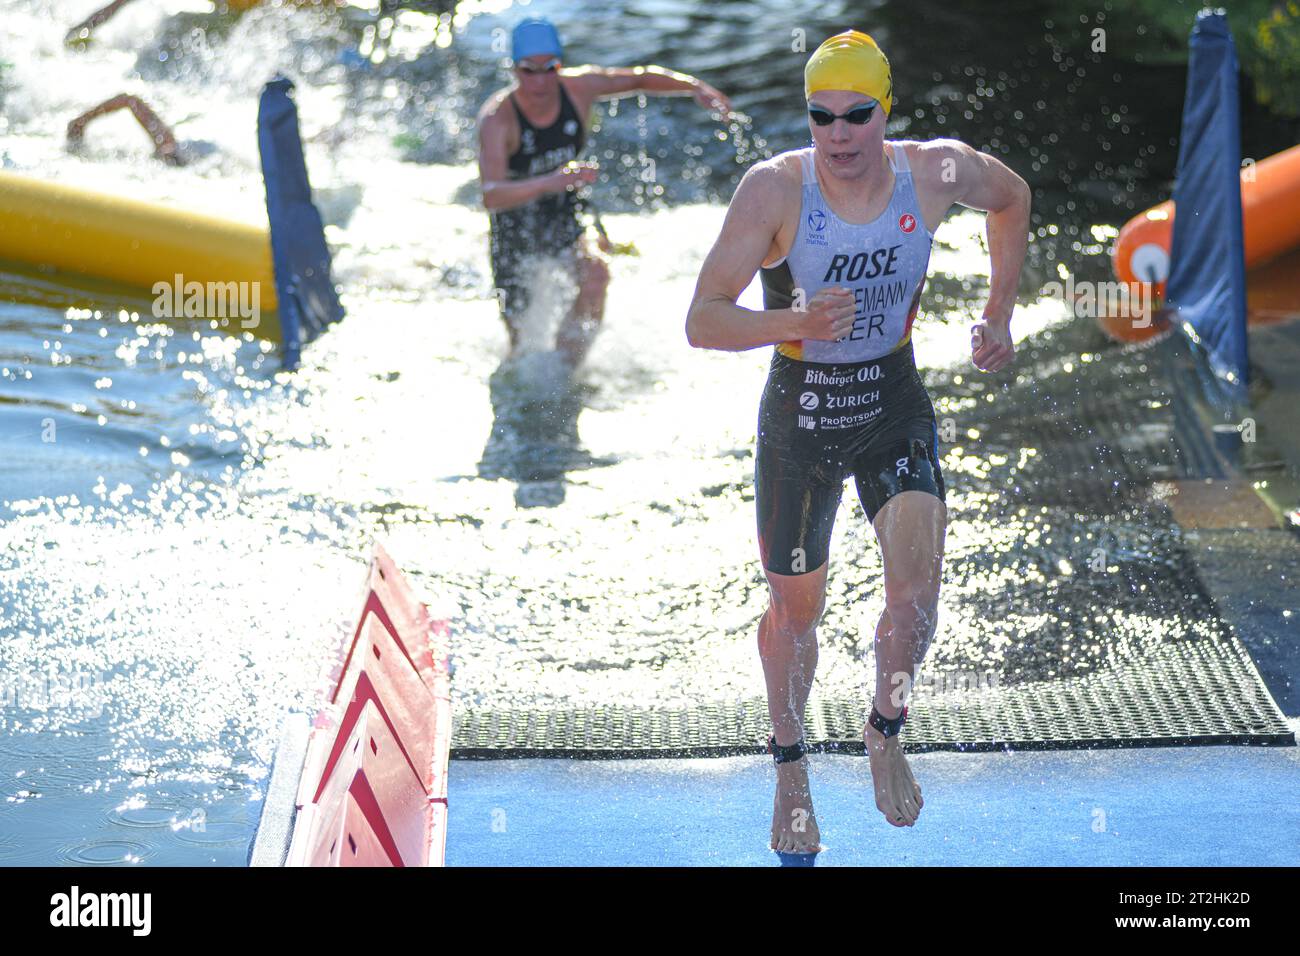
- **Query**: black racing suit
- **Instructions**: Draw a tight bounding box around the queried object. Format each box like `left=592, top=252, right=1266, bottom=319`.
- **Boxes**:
left=487, top=85, right=587, bottom=341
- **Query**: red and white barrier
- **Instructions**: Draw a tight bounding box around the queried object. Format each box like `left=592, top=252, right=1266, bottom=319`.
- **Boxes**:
left=286, top=542, right=451, bottom=867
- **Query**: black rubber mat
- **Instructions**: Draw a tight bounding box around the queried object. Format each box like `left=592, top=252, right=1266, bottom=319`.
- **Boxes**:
left=451, top=328, right=1296, bottom=758
left=452, top=633, right=1293, bottom=758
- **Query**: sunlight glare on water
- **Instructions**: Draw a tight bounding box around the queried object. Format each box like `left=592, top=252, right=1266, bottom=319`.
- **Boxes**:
left=2, top=0, right=1265, bottom=865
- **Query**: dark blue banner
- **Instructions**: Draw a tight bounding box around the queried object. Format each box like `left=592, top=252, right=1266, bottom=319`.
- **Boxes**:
left=257, top=76, right=345, bottom=370
left=1164, top=10, right=1249, bottom=403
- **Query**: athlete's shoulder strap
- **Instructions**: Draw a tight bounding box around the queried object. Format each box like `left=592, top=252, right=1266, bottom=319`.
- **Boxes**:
left=798, top=147, right=816, bottom=185
left=508, top=93, right=531, bottom=131
left=765, top=150, right=813, bottom=269
left=887, top=141, right=912, bottom=175
left=558, top=81, right=580, bottom=118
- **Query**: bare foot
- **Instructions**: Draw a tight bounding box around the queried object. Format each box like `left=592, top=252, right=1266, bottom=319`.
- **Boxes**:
left=770, top=757, right=823, bottom=854
left=864, top=722, right=923, bottom=827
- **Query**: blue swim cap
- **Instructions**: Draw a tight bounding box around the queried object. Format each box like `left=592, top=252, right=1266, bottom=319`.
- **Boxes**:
left=511, top=18, right=563, bottom=62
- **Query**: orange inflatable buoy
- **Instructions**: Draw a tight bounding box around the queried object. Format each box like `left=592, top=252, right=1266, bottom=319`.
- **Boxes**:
left=1102, top=143, right=1300, bottom=343
left=1112, top=143, right=1300, bottom=294
left=1091, top=291, right=1171, bottom=344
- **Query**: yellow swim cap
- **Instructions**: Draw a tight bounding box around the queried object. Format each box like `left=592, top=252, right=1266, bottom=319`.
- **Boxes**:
left=804, top=30, right=893, bottom=115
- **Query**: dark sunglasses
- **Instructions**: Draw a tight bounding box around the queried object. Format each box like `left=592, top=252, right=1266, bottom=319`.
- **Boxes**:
left=516, top=58, right=561, bottom=75
left=808, top=103, right=876, bottom=126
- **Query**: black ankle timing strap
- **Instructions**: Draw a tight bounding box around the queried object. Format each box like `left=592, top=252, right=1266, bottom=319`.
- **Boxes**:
left=868, top=704, right=908, bottom=738
left=767, top=735, right=808, bottom=763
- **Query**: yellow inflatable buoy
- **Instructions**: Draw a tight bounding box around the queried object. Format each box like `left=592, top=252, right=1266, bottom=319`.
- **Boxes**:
left=0, top=170, right=278, bottom=321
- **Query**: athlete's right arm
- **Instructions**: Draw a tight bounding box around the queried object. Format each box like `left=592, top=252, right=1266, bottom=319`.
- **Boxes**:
left=685, top=161, right=854, bottom=351
left=477, top=105, right=597, bottom=212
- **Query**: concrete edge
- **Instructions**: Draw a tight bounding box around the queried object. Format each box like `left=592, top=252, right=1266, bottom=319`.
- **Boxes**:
left=248, top=711, right=312, bottom=867
left=1163, top=330, right=1300, bottom=528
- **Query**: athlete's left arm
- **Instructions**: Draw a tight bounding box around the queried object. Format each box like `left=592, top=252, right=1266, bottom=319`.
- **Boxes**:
left=565, top=65, right=732, bottom=116
left=923, top=140, right=1031, bottom=373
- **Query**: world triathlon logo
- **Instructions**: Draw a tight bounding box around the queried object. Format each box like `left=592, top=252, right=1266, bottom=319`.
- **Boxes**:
left=806, top=209, right=828, bottom=245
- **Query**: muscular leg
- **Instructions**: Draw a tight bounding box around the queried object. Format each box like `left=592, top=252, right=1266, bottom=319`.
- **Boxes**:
left=760, top=561, right=828, bottom=854
left=554, top=235, right=610, bottom=368
left=753, top=358, right=847, bottom=855
left=865, top=489, right=947, bottom=827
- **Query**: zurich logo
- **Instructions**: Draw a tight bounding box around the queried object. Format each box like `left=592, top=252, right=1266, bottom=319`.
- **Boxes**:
left=563, top=120, right=578, bottom=136
left=807, top=210, right=827, bottom=233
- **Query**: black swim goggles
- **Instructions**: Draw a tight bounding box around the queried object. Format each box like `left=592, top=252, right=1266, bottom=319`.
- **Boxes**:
left=807, top=103, right=877, bottom=126
left=516, top=58, right=561, bottom=75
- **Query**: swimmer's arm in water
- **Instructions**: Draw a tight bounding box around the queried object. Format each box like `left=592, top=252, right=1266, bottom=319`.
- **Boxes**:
left=66, top=94, right=182, bottom=165
left=564, top=65, right=732, bottom=117
left=476, top=99, right=597, bottom=212
left=919, top=139, right=1031, bottom=372
left=65, top=0, right=138, bottom=44
left=686, top=160, right=855, bottom=351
